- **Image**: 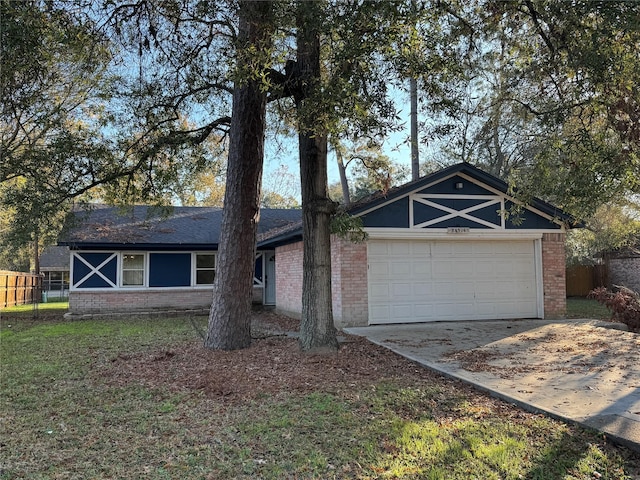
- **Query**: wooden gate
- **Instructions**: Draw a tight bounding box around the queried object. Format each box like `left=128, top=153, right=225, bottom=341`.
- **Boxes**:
left=566, top=265, right=608, bottom=297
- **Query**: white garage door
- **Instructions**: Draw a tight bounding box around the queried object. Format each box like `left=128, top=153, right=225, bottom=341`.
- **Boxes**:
left=367, top=239, right=539, bottom=324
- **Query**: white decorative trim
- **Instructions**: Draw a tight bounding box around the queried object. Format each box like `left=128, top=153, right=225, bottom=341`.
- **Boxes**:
left=534, top=238, right=544, bottom=319
left=354, top=170, right=566, bottom=230
left=71, top=252, right=118, bottom=289
left=364, top=227, right=545, bottom=240
left=411, top=195, right=502, bottom=229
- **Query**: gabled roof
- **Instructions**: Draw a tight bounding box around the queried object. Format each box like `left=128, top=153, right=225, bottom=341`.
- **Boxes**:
left=257, top=162, right=576, bottom=248
left=59, top=205, right=302, bottom=250
left=347, top=162, right=572, bottom=221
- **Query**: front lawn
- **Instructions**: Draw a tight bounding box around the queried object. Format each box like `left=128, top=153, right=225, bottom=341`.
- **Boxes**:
left=1, top=312, right=638, bottom=479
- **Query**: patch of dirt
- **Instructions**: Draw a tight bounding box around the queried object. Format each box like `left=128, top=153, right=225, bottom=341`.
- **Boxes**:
left=93, top=310, right=471, bottom=405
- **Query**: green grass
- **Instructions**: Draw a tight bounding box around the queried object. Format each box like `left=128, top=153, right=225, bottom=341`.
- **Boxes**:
left=566, top=297, right=611, bottom=320
left=1, top=314, right=638, bottom=479
left=0, top=301, right=68, bottom=315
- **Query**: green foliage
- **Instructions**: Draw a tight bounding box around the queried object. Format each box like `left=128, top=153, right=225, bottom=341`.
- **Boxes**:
left=330, top=210, right=368, bottom=244
left=566, top=202, right=640, bottom=266
left=428, top=1, right=640, bottom=218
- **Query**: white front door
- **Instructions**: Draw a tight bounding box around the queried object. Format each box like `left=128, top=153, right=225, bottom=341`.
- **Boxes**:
left=367, top=239, right=540, bottom=324
left=264, top=252, right=276, bottom=305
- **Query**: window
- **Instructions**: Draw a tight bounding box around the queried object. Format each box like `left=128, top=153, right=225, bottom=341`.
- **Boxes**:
left=122, top=254, right=145, bottom=286
left=195, top=254, right=215, bottom=285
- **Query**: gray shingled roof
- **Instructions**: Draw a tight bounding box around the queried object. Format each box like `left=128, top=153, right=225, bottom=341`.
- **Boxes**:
left=59, top=205, right=302, bottom=249
left=39, top=246, right=70, bottom=269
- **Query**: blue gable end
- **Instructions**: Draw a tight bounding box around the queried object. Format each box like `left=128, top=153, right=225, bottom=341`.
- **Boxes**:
left=346, top=164, right=572, bottom=233
left=416, top=174, right=495, bottom=196
left=504, top=201, right=561, bottom=230
left=360, top=197, right=409, bottom=228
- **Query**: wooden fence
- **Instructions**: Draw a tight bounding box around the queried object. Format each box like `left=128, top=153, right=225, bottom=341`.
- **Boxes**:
left=566, top=265, right=608, bottom=297
left=0, top=271, right=43, bottom=308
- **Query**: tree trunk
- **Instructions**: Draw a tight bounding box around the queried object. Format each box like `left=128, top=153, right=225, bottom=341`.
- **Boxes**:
left=333, top=140, right=352, bottom=206
left=205, top=1, right=273, bottom=351
left=295, top=3, right=339, bottom=352
left=410, top=77, right=420, bottom=181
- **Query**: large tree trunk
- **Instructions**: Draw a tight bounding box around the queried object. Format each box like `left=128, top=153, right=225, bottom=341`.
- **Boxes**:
left=295, top=3, right=339, bottom=352
left=205, top=1, right=273, bottom=351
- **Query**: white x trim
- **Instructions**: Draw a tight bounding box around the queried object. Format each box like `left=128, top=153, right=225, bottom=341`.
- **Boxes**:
left=72, top=252, right=118, bottom=288
left=412, top=195, right=504, bottom=230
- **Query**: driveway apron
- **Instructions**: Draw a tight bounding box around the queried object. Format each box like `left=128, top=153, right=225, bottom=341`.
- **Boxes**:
left=345, top=319, right=640, bottom=452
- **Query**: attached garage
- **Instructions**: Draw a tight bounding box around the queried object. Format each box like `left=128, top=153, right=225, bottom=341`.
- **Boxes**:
left=367, top=238, right=541, bottom=324
left=266, top=163, right=574, bottom=328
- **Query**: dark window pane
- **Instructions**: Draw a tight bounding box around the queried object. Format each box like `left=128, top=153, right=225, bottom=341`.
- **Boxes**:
left=196, top=270, right=215, bottom=285
left=196, top=254, right=215, bottom=269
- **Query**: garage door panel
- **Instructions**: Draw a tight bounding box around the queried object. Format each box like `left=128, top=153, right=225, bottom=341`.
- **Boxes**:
left=391, top=282, right=413, bottom=297
left=369, top=283, right=391, bottom=299
left=368, top=239, right=539, bottom=324
left=391, top=262, right=412, bottom=276
left=388, top=242, right=411, bottom=255
left=412, top=261, right=432, bottom=276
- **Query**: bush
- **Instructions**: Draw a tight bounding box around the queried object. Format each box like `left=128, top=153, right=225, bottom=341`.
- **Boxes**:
left=588, top=286, right=640, bottom=333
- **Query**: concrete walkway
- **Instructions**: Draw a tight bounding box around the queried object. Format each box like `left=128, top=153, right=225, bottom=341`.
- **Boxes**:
left=344, top=319, right=640, bottom=452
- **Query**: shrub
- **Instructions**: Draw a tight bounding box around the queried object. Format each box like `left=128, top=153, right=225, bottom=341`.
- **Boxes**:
left=588, top=286, right=640, bottom=333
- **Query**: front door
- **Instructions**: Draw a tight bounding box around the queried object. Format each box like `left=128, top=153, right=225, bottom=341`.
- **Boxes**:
left=264, top=252, right=276, bottom=305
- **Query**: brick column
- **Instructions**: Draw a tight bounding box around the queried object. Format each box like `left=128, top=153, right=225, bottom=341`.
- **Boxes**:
left=542, top=232, right=567, bottom=318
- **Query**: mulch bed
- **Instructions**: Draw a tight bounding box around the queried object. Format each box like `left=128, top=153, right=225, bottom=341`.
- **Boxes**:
left=93, top=311, right=488, bottom=407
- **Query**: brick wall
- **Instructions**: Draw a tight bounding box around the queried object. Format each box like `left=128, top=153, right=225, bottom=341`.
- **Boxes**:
left=542, top=233, right=567, bottom=318
left=332, top=236, right=368, bottom=327
left=609, top=257, right=640, bottom=292
left=274, top=242, right=303, bottom=319
left=69, top=288, right=214, bottom=314
left=275, top=237, right=370, bottom=327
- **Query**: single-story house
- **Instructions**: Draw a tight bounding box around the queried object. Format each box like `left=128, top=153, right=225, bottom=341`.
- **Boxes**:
left=59, top=206, right=302, bottom=314
left=60, top=163, right=573, bottom=325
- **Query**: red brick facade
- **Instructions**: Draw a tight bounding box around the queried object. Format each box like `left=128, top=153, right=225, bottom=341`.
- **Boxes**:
left=542, top=233, right=567, bottom=318
left=275, top=236, right=368, bottom=327
left=276, top=234, right=568, bottom=326
left=71, top=235, right=567, bottom=322
left=69, top=286, right=263, bottom=315
left=274, top=242, right=303, bottom=318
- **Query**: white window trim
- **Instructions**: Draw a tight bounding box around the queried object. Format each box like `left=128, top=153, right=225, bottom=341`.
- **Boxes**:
left=120, top=252, right=147, bottom=288
left=192, top=252, right=217, bottom=287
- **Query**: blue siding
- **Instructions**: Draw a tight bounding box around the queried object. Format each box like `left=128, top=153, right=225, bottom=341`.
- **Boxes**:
left=505, top=201, right=561, bottom=229
left=73, top=253, right=117, bottom=288
left=361, top=197, right=409, bottom=228
left=417, top=175, right=494, bottom=196
left=149, top=253, right=191, bottom=287
left=254, top=256, right=263, bottom=282
left=413, top=203, right=444, bottom=225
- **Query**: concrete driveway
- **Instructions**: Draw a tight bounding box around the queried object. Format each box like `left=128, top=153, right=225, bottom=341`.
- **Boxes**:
left=344, top=319, right=640, bottom=452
